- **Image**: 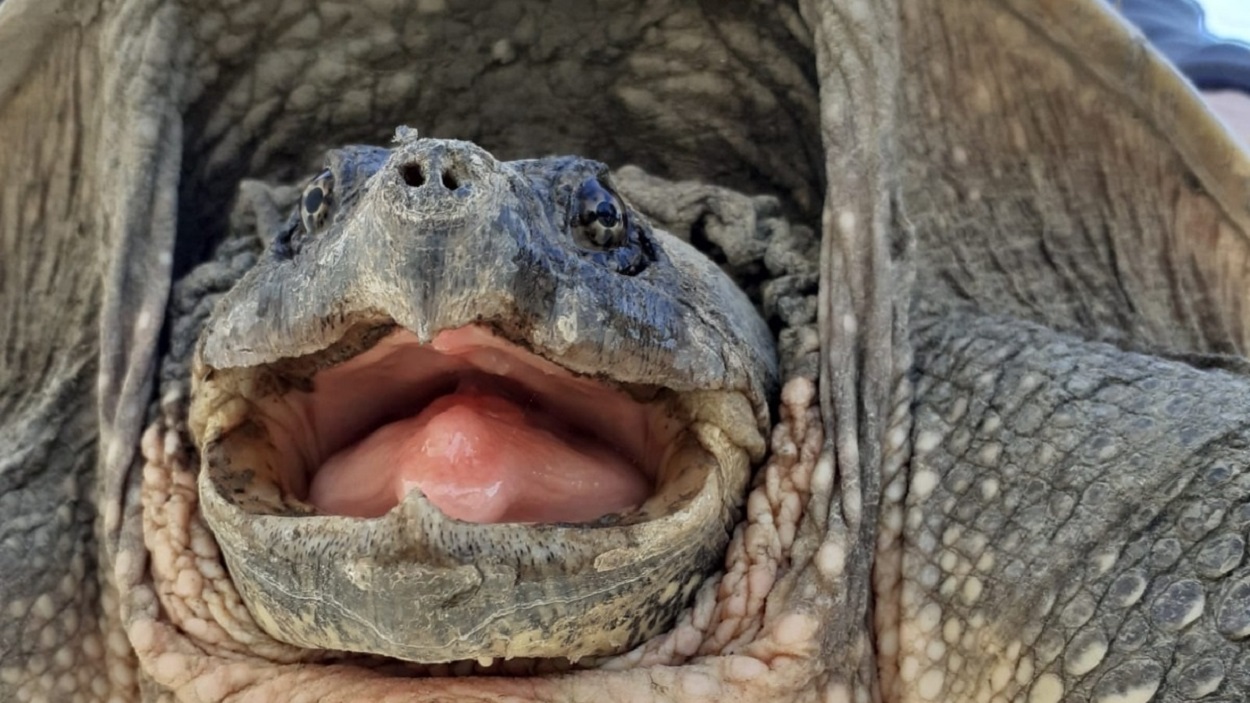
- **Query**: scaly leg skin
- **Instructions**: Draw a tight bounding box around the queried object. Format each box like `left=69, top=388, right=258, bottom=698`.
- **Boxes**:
left=885, top=310, right=1250, bottom=702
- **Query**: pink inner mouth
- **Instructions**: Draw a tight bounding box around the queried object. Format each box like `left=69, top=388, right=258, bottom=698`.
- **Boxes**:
left=286, top=327, right=670, bottom=524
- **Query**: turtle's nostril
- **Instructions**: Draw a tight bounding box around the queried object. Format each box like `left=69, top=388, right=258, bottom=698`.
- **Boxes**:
left=393, top=142, right=484, bottom=200
left=400, top=160, right=463, bottom=191
left=400, top=163, right=426, bottom=188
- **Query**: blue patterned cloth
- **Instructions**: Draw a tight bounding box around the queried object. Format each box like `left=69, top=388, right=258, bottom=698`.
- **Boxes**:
left=1118, top=0, right=1250, bottom=92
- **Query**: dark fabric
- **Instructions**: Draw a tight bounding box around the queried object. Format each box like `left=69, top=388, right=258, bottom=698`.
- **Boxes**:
left=1118, top=0, right=1250, bottom=92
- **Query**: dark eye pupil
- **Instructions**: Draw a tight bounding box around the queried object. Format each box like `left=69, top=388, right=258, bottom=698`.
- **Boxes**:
left=303, top=187, right=325, bottom=213
left=594, top=201, right=618, bottom=228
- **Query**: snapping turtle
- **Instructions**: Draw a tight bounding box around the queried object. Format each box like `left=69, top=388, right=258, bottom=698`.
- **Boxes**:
left=4, top=0, right=1250, bottom=701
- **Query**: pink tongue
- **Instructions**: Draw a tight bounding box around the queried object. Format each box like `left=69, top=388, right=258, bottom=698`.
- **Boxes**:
left=308, top=389, right=652, bottom=523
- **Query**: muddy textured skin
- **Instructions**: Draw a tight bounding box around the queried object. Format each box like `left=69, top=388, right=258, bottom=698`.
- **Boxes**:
left=4, top=0, right=1250, bottom=702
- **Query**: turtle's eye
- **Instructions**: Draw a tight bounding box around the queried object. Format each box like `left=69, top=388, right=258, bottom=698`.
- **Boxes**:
left=566, top=176, right=656, bottom=276
left=300, top=170, right=335, bottom=235
left=574, top=178, right=627, bottom=249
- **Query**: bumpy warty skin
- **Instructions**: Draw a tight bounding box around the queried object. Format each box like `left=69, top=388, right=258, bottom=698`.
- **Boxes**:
left=5, top=0, right=1250, bottom=701
left=885, top=312, right=1250, bottom=702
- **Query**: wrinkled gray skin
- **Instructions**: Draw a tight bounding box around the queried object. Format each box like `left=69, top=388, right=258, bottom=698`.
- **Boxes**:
left=4, top=0, right=1250, bottom=701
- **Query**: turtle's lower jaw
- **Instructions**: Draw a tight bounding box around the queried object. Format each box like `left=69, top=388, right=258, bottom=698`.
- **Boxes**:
left=186, top=319, right=763, bottom=664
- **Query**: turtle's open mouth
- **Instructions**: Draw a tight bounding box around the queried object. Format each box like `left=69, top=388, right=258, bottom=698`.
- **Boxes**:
left=192, top=319, right=713, bottom=525
left=245, top=324, right=681, bottom=524
left=187, top=315, right=762, bottom=663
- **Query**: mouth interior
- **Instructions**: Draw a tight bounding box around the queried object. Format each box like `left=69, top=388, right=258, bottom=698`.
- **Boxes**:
left=258, top=326, right=677, bottom=524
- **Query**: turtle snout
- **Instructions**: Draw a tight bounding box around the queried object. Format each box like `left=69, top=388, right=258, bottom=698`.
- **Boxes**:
left=398, top=150, right=467, bottom=194
left=379, top=138, right=501, bottom=226
left=394, top=139, right=495, bottom=197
